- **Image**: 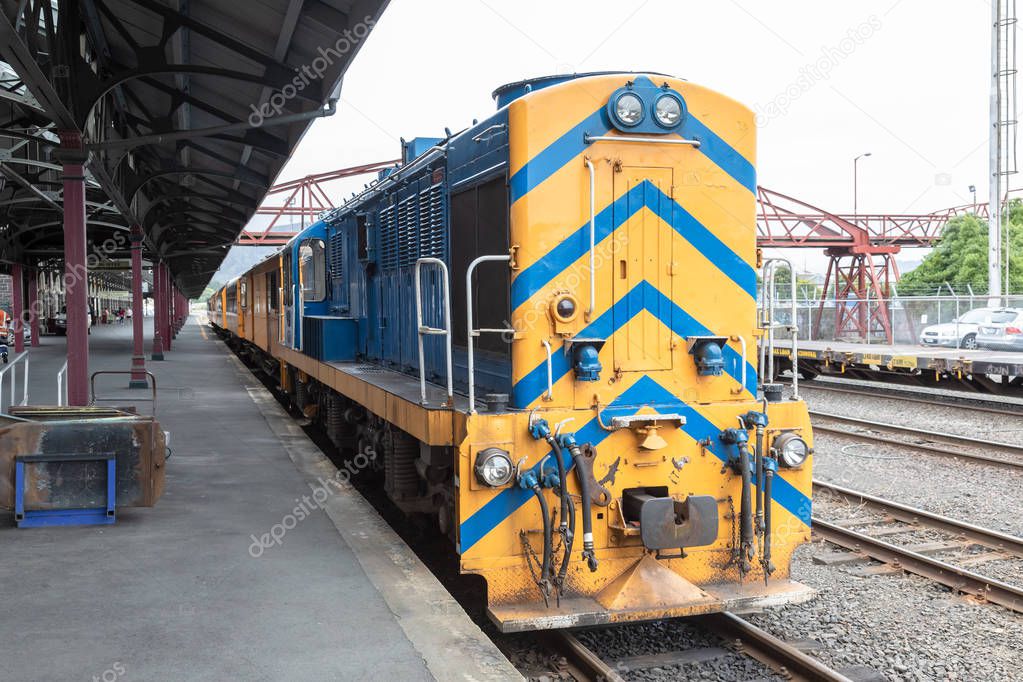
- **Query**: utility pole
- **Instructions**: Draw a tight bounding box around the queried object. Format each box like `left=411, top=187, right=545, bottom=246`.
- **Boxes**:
left=990, top=0, right=1019, bottom=302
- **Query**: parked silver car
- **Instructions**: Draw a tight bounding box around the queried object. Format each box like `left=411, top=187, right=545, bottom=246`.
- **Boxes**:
left=918, top=307, right=1016, bottom=349
left=976, top=308, right=1023, bottom=351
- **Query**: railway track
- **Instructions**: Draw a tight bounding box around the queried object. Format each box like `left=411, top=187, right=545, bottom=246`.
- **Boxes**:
left=809, top=410, right=1023, bottom=470
left=800, top=380, right=1023, bottom=417
left=543, top=614, right=856, bottom=681
left=813, top=480, right=1023, bottom=614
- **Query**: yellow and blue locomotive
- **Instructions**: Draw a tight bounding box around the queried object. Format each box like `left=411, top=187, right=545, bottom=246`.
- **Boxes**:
left=211, top=71, right=814, bottom=631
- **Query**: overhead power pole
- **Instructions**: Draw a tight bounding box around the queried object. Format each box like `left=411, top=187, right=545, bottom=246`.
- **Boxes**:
left=990, top=0, right=1019, bottom=304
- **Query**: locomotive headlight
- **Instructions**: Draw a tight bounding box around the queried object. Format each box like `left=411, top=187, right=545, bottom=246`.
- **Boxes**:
left=551, top=294, right=579, bottom=322
left=614, top=92, right=644, bottom=126
left=475, top=447, right=514, bottom=487
left=654, top=94, right=683, bottom=127
left=773, top=432, right=809, bottom=468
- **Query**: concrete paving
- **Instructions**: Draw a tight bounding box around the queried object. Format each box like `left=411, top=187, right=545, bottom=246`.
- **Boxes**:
left=0, top=316, right=518, bottom=681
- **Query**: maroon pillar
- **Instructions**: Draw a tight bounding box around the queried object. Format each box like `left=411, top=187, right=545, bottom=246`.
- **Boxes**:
left=27, top=269, right=39, bottom=347
left=59, top=132, right=89, bottom=406
left=12, top=263, right=23, bottom=354
left=151, top=262, right=164, bottom=361
left=130, top=226, right=148, bottom=387
left=162, top=263, right=172, bottom=351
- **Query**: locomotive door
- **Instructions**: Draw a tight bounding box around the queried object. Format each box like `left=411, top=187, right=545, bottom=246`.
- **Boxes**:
left=282, top=251, right=295, bottom=348
left=266, top=269, right=278, bottom=348
left=612, top=166, right=675, bottom=373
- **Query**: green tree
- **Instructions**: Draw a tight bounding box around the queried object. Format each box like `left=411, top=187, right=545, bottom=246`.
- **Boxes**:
left=898, top=200, right=1023, bottom=295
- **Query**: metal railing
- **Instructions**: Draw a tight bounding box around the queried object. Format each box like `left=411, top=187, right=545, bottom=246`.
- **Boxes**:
left=761, top=258, right=799, bottom=399
left=56, top=359, right=68, bottom=406
left=0, top=351, right=30, bottom=410
left=414, top=258, right=453, bottom=406
left=466, top=254, right=512, bottom=414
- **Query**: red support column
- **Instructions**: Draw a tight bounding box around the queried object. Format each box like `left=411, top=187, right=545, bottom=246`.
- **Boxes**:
left=151, top=261, right=165, bottom=361
left=162, top=263, right=172, bottom=351
left=130, top=226, right=148, bottom=387
left=27, top=269, right=39, bottom=347
left=12, top=263, right=24, bottom=354
left=59, top=132, right=89, bottom=406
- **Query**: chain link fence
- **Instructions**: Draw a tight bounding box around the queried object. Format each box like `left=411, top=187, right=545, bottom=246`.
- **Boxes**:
left=760, top=292, right=1023, bottom=346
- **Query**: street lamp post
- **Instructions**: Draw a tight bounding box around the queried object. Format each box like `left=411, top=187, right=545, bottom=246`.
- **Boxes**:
left=853, top=152, right=872, bottom=223
left=969, top=184, right=977, bottom=207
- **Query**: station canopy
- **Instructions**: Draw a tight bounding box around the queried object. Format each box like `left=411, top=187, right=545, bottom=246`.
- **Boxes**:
left=0, top=0, right=388, bottom=296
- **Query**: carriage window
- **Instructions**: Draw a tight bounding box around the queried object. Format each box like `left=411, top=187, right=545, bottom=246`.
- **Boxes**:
left=300, top=239, right=326, bottom=302
left=239, top=279, right=248, bottom=308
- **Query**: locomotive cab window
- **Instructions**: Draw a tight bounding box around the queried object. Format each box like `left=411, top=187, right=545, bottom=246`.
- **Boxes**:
left=300, top=239, right=326, bottom=302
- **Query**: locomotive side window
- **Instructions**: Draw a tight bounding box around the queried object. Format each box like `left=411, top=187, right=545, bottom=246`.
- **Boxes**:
left=450, top=176, right=510, bottom=355
left=357, top=214, right=369, bottom=261
left=300, top=239, right=326, bottom=302
left=267, top=271, right=279, bottom=312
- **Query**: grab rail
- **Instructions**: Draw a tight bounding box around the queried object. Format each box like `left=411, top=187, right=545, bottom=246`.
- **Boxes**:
left=57, top=359, right=68, bottom=406
left=0, top=351, right=29, bottom=410
left=466, top=254, right=512, bottom=414
left=414, top=258, right=454, bottom=406
left=583, top=133, right=701, bottom=147
left=760, top=258, right=799, bottom=400
left=584, top=157, right=596, bottom=320
left=541, top=338, right=554, bottom=401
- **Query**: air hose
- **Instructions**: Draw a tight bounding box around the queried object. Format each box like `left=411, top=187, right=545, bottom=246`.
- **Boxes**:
left=559, top=432, right=598, bottom=572
left=529, top=419, right=572, bottom=549
left=762, top=457, right=777, bottom=582
left=737, top=441, right=755, bottom=572
left=557, top=493, right=576, bottom=589
left=741, top=412, right=770, bottom=541
left=518, top=468, right=553, bottom=605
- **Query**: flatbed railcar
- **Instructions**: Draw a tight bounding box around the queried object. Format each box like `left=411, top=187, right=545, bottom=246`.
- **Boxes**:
left=210, top=71, right=815, bottom=631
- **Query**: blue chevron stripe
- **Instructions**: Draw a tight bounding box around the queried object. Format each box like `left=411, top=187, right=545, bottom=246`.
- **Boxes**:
left=513, top=280, right=757, bottom=408
left=459, top=376, right=811, bottom=553
left=507, top=77, right=755, bottom=206
left=509, top=108, right=612, bottom=204
left=510, top=180, right=756, bottom=311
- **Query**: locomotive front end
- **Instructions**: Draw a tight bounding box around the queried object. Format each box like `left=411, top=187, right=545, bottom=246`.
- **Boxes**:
left=456, top=73, right=815, bottom=631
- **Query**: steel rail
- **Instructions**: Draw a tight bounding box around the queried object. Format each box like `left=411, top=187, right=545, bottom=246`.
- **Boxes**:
left=544, top=629, right=625, bottom=682
left=813, top=480, right=1023, bottom=558
left=801, top=381, right=1023, bottom=417
left=695, top=612, right=855, bottom=682
left=544, top=615, right=853, bottom=682
left=813, top=518, right=1023, bottom=614
left=810, top=411, right=1023, bottom=470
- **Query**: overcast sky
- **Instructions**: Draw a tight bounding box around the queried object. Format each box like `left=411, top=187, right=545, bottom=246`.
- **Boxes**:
left=230, top=0, right=1003, bottom=275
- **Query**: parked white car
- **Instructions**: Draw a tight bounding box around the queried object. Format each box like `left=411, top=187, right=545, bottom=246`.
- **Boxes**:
left=919, top=307, right=1019, bottom=349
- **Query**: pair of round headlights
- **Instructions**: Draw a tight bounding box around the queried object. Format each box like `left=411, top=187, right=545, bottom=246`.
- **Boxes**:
left=614, top=92, right=683, bottom=128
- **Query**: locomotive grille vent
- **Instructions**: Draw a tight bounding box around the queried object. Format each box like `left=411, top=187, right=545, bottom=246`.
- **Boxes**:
left=327, top=231, right=349, bottom=311
left=379, top=203, right=397, bottom=270
left=420, top=183, right=445, bottom=259
left=398, top=195, right=419, bottom=267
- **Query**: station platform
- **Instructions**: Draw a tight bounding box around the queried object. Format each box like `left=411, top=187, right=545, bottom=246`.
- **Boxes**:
left=774, top=338, right=1023, bottom=393
left=0, top=318, right=518, bottom=681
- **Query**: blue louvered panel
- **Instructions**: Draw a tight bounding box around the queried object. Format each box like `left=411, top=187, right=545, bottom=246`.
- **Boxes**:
left=419, top=183, right=446, bottom=259
left=379, top=203, right=397, bottom=270
left=397, top=195, right=419, bottom=267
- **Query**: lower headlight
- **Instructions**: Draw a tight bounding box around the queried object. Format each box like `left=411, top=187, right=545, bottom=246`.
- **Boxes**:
left=773, top=432, right=809, bottom=468
left=475, top=447, right=514, bottom=487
